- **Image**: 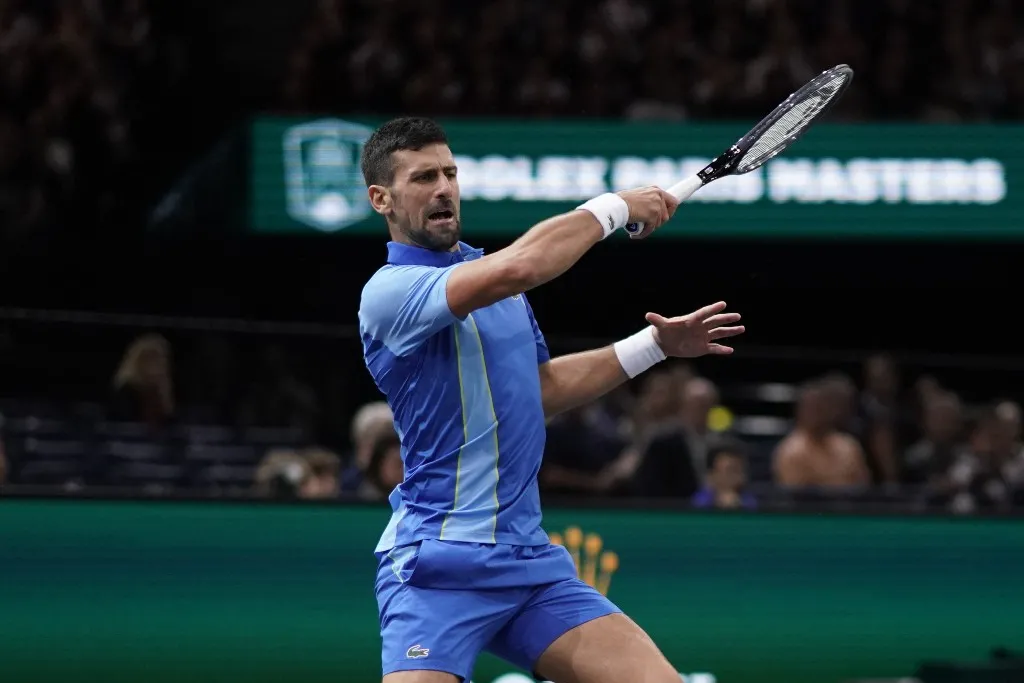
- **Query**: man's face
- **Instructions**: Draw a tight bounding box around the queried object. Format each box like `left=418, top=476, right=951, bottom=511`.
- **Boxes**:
left=822, top=379, right=855, bottom=427
left=638, top=371, right=678, bottom=420
left=680, top=379, right=717, bottom=433
left=797, top=387, right=830, bottom=432
left=710, top=452, right=746, bottom=491
left=138, top=347, right=169, bottom=383
left=373, top=143, right=461, bottom=251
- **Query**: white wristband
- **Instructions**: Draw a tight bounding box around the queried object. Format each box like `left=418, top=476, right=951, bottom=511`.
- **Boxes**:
left=614, top=326, right=666, bottom=379
left=576, top=193, right=629, bottom=239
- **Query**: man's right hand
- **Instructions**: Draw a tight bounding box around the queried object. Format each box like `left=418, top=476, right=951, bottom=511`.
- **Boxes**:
left=616, top=186, right=679, bottom=239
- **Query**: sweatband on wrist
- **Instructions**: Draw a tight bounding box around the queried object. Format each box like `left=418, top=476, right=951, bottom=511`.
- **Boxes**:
left=614, top=326, right=666, bottom=378
left=576, top=193, right=630, bottom=239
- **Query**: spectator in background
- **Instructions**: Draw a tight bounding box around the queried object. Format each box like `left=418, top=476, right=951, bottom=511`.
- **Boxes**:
left=859, top=354, right=907, bottom=484
left=993, top=401, right=1024, bottom=485
left=342, top=400, right=395, bottom=495
left=821, top=371, right=865, bottom=444
left=110, top=333, right=175, bottom=430
left=692, top=438, right=756, bottom=510
left=254, top=448, right=310, bottom=499
left=902, top=391, right=968, bottom=487
left=996, top=400, right=1023, bottom=452
left=361, top=430, right=404, bottom=501
left=774, top=379, right=871, bottom=489
left=300, top=447, right=342, bottom=500
left=254, top=446, right=342, bottom=500
left=629, top=368, right=681, bottom=439
left=540, top=401, right=629, bottom=497
left=626, top=376, right=721, bottom=500
left=995, top=401, right=1024, bottom=503
left=0, top=0, right=173, bottom=242
left=937, top=408, right=1015, bottom=514
left=284, top=0, right=1024, bottom=123
left=677, top=376, right=720, bottom=481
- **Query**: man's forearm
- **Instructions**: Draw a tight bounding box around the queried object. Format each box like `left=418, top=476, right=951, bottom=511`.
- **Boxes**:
left=446, top=209, right=608, bottom=319
left=539, top=346, right=628, bottom=418
left=497, top=210, right=605, bottom=292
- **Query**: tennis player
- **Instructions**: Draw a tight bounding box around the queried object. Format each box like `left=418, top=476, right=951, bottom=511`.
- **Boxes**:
left=358, top=117, right=744, bottom=683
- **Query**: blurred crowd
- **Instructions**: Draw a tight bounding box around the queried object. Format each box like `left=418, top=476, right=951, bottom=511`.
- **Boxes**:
left=2, top=327, right=1022, bottom=516
left=283, top=0, right=1024, bottom=121
left=2, top=0, right=1024, bottom=515
left=0, top=0, right=189, bottom=242
left=540, top=357, right=1024, bottom=515
left=2, top=0, right=1024, bottom=242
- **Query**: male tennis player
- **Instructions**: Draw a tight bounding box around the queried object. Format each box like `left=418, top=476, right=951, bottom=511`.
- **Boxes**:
left=358, top=117, right=744, bottom=683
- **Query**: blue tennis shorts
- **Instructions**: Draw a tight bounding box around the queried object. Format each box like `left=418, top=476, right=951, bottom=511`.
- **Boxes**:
left=375, top=539, right=621, bottom=680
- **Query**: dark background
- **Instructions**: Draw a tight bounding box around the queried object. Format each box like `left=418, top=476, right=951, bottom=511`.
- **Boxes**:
left=6, top=236, right=1019, bottom=354
left=2, top=0, right=1020, bottom=358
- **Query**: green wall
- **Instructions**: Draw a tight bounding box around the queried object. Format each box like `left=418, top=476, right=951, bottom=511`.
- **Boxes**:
left=2, top=498, right=1023, bottom=683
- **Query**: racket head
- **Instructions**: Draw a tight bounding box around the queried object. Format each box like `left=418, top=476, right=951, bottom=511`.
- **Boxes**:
left=730, top=64, right=853, bottom=175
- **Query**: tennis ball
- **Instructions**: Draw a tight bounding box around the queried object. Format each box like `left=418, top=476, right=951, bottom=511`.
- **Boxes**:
left=708, top=405, right=733, bottom=432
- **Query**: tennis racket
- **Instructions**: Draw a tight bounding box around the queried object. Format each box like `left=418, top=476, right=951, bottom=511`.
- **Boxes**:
left=625, top=63, right=854, bottom=237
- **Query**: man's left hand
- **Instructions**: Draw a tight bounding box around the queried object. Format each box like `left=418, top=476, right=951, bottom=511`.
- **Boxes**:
left=646, top=301, right=744, bottom=358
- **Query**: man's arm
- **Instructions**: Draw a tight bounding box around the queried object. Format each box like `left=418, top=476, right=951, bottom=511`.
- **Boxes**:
left=837, top=434, right=872, bottom=486
left=538, top=348, right=628, bottom=419
left=533, top=299, right=743, bottom=418
left=446, top=188, right=675, bottom=318
left=773, top=437, right=811, bottom=487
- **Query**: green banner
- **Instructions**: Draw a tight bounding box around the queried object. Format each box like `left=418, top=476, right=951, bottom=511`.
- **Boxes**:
left=3, top=498, right=1023, bottom=683
left=250, top=117, right=1021, bottom=239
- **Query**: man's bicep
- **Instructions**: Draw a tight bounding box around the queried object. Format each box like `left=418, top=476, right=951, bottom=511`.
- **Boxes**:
left=359, top=266, right=460, bottom=356
left=445, top=252, right=534, bottom=319
left=773, top=442, right=806, bottom=486
left=840, top=436, right=871, bottom=482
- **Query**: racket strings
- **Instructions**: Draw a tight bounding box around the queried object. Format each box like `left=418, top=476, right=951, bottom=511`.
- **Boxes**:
left=739, top=70, right=850, bottom=172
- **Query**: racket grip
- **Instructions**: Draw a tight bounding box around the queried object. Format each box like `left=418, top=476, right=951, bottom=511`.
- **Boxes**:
left=624, top=175, right=705, bottom=237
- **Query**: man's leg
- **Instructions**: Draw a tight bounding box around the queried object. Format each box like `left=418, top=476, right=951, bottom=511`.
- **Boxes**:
left=534, top=612, right=679, bottom=683
left=485, top=577, right=679, bottom=683
left=383, top=672, right=459, bottom=683
left=377, top=546, right=520, bottom=683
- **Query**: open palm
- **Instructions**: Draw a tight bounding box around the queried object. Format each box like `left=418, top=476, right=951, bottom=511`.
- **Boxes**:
left=647, top=301, right=745, bottom=358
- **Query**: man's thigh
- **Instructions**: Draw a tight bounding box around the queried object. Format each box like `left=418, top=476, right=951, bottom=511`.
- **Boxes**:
left=484, top=577, right=626, bottom=680
left=535, top=611, right=679, bottom=683
left=378, top=560, right=521, bottom=681
left=383, top=672, right=459, bottom=683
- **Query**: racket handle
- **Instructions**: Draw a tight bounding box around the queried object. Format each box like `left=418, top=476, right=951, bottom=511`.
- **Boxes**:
left=624, top=175, right=705, bottom=237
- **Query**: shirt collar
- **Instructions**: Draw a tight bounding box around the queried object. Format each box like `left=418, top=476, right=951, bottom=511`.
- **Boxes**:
left=386, top=241, right=484, bottom=267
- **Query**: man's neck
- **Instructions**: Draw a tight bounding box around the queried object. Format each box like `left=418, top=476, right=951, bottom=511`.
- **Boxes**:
left=389, top=230, right=460, bottom=253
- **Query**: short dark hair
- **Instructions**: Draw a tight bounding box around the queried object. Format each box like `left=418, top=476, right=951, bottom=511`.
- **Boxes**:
left=361, top=117, right=449, bottom=187
left=706, top=437, right=748, bottom=470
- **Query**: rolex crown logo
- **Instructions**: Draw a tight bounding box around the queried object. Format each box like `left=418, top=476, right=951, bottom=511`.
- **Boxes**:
left=549, top=525, right=619, bottom=596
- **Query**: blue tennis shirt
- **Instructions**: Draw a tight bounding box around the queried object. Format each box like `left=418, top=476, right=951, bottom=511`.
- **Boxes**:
left=359, top=241, right=552, bottom=552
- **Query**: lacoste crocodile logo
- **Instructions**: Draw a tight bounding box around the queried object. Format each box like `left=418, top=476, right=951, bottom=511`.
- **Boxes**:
left=406, top=644, right=430, bottom=659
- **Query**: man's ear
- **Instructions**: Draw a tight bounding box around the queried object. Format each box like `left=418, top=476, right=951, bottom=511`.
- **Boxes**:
left=368, top=185, right=391, bottom=216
